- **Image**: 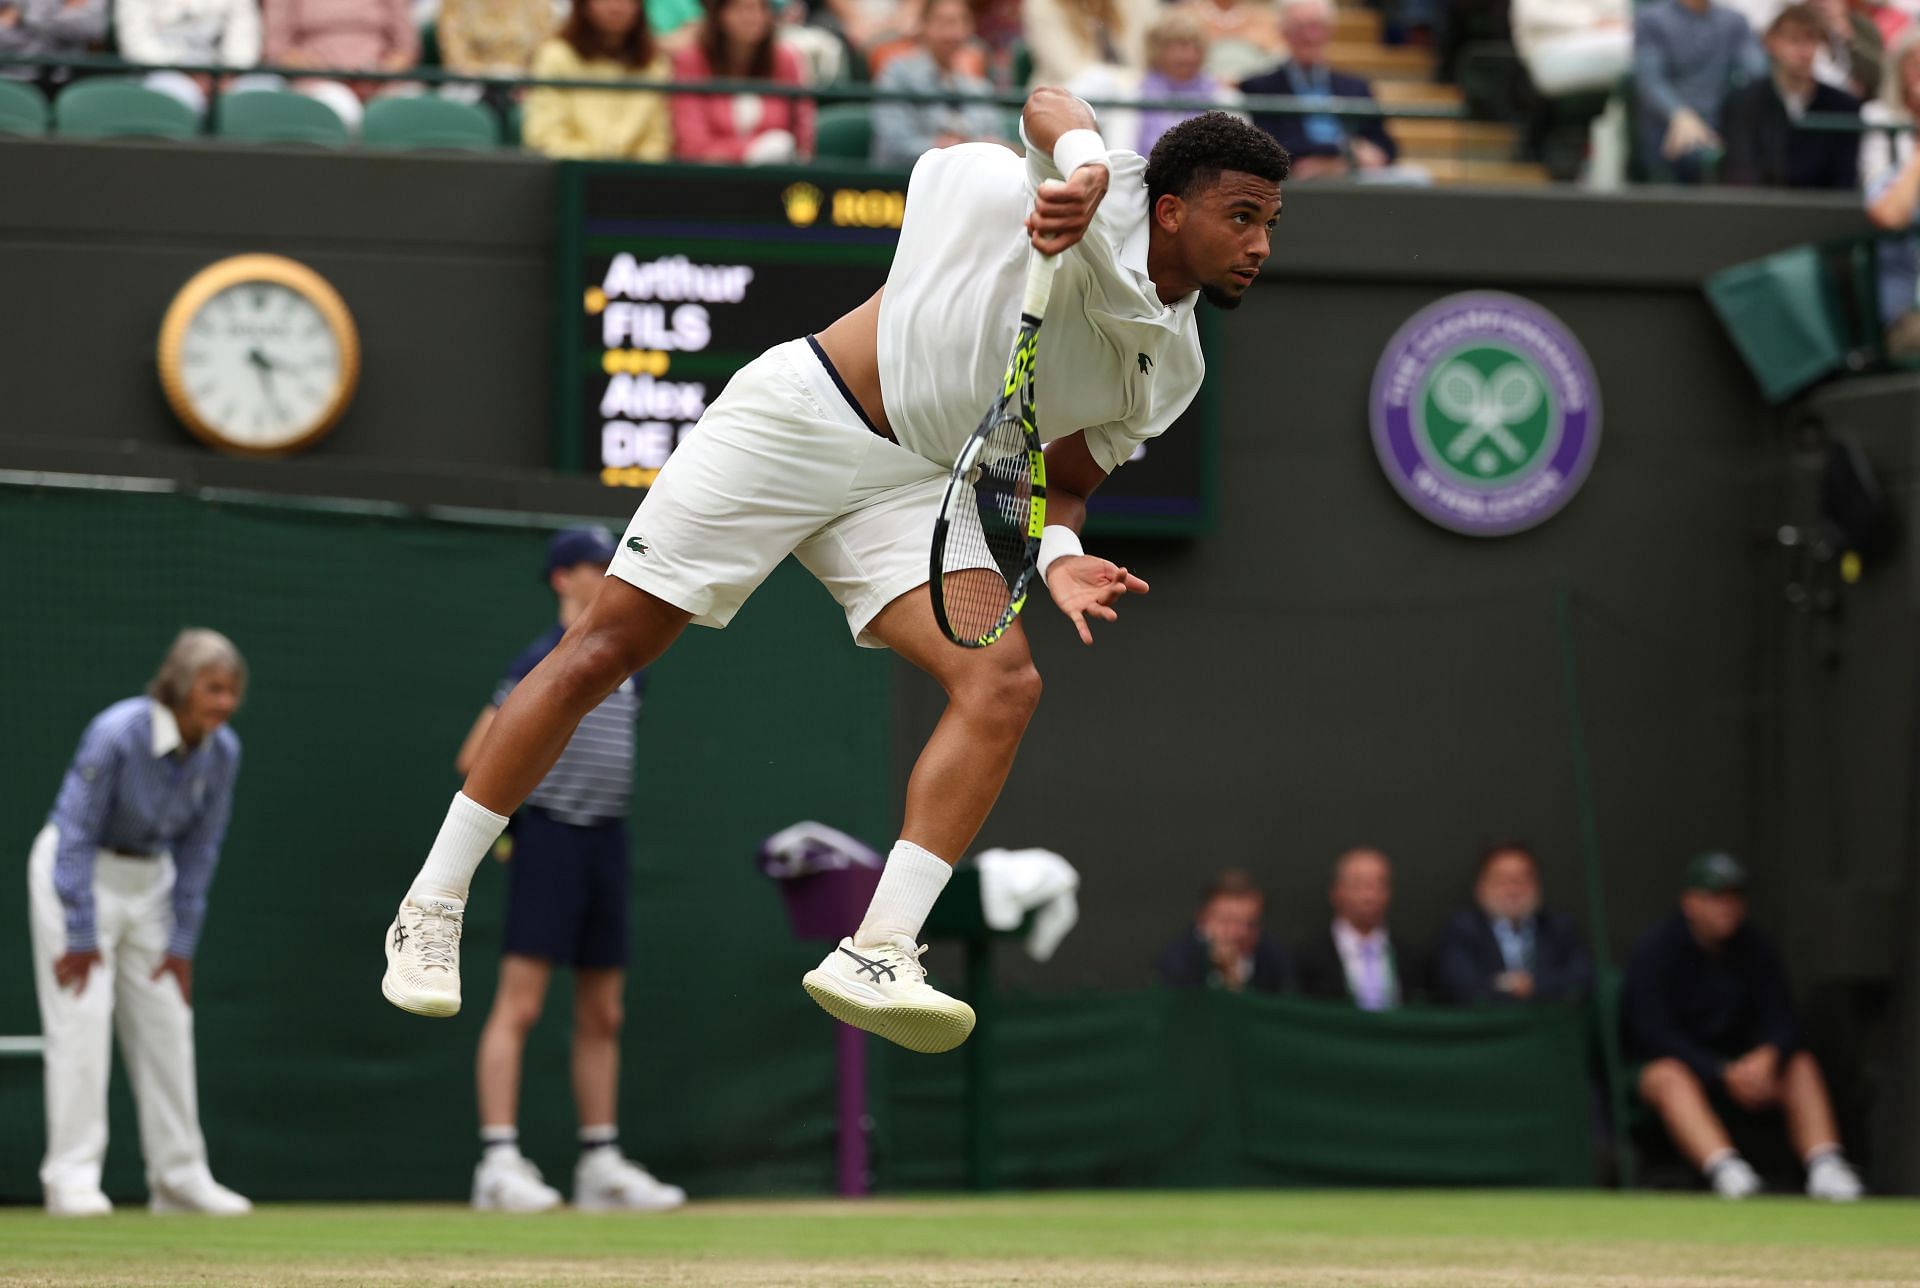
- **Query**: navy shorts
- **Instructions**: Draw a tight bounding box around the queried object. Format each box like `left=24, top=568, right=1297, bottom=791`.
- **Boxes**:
left=500, top=807, right=631, bottom=969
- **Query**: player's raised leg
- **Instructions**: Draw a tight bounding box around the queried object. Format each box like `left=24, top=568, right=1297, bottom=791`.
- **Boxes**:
left=801, top=575, right=1040, bottom=1053
left=382, top=579, right=691, bottom=1017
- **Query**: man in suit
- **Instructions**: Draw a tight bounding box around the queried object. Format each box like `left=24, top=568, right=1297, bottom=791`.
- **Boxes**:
left=1241, top=0, right=1401, bottom=180
left=1722, top=4, right=1861, bottom=189
left=1430, top=843, right=1594, bottom=1006
left=1295, top=848, right=1411, bottom=1009
left=1156, top=868, right=1294, bottom=993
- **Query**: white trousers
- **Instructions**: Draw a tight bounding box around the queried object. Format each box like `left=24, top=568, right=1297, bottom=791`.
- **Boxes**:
left=28, top=824, right=210, bottom=1197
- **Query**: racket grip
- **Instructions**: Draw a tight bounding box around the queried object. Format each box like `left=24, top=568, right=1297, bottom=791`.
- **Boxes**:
left=1022, top=251, right=1060, bottom=321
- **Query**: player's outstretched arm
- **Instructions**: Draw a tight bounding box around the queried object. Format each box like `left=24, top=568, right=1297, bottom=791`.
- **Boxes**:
left=1022, top=87, right=1111, bottom=257
left=1041, top=431, right=1148, bottom=646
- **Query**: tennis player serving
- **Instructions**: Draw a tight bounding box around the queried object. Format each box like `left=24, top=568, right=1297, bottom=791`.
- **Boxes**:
left=383, top=94, right=1289, bottom=1053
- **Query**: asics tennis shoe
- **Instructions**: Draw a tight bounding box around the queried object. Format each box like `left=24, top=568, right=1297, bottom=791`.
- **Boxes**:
left=382, top=897, right=465, bottom=1017
left=574, top=1151, right=686, bottom=1212
left=472, top=1153, right=562, bottom=1213
left=802, top=937, right=975, bottom=1054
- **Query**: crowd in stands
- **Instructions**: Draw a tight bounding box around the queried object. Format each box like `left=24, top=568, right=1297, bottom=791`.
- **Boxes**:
left=9, top=0, right=1920, bottom=224
left=1154, top=845, right=1866, bottom=1200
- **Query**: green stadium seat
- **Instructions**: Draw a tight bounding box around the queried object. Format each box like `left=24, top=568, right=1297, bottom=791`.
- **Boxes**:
left=361, top=95, right=500, bottom=150
left=53, top=79, right=199, bottom=141
left=814, top=102, right=873, bottom=161
left=0, top=78, right=49, bottom=136
left=216, top=89, right=350, bottom=147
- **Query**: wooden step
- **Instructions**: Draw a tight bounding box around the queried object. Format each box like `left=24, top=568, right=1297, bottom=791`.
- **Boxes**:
left=1374, top=79, right=1465, bottom=108
left=1325, top=41, right=1436, bottom=82
left=1418, top=156, right=1554, bottom=185
left=1332, top=6, right=1382, bottom=41
left=1388, top=117, right=1518, bottom=161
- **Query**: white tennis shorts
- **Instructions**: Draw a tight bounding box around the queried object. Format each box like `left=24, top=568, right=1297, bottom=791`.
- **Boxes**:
left=607, top=337, right=952, bottom=648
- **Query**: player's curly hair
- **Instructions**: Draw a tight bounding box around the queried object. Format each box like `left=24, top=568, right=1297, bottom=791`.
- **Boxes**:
left=1145, top=112, right=1291, bottom=206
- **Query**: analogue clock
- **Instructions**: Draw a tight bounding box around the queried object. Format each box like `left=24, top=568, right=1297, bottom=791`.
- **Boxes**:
left=157, top=254, right=360, bottom=457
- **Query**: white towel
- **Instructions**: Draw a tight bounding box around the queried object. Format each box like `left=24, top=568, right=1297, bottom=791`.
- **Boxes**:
left=973, top=847, right=1080, bottom=962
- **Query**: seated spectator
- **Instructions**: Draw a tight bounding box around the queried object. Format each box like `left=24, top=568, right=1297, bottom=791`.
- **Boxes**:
left=1177, top=0, right=1283, bottom=82
left=1633, top=0, right=1767, bottom=181
left=263, top=0, right=420, bottom=130
left=1155, top=868, right=1294, bottom=994
left=1623, top=852, right=1865, bottom=1201
left=0, top=0, right=108, bottom=86
left=1136, top=10, right=1238, bottom=154
left=671, top=0, right=814, bottom=163
left=1723, top=4, right=1861, bottom=188
left=870, top=0, right=1005, bottom=166
left=1863, top=29, right=1920, bottom=357
left=116, top=0, right=270, bottom=118
left=1430, top=843, right=1593, bottom=1006
left=1021, top=0, right=1157, bottom=89
left=1512, top=0, right=1632, bottom=97
left=1295, top=847, right=1412, bottom=1010
left=524, top=0, right=671, bottom=159
left=437, top=0, right=555, bottom=81
left=1241, top=0, right=1402, bottom=180
left=1811, top=0, right=1882, bottom=97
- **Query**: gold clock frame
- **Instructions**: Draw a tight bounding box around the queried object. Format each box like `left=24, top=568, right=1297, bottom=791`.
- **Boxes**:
left=157, top=253, right=361, bottom=458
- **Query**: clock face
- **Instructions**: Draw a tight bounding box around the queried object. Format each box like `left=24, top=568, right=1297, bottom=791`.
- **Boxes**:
left=176, top=281, right=347, bottom=451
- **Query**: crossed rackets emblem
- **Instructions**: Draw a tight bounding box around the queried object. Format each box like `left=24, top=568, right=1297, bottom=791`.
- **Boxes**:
left=1431, top=359, right=1543, bottom=477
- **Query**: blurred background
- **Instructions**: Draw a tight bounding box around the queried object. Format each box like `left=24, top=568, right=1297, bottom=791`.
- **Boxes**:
left=3, top=0, right=1919, bottom=1210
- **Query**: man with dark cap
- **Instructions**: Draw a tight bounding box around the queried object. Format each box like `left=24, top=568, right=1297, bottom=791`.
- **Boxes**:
left=454, top=526, right=684, bottom=1214
left=1622, top=852, right=1863, bottom=1200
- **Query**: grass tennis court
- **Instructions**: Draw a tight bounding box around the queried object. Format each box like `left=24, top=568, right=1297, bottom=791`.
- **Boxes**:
left=4, top=1191, right=1917, bottom=1286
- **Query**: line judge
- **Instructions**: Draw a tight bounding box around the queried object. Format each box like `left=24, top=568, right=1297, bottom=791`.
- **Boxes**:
left=28, top=629, right=252, bottom=1217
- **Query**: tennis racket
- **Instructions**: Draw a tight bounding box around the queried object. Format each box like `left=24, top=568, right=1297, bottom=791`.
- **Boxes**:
left=930, top=249, right=1060, bottom=649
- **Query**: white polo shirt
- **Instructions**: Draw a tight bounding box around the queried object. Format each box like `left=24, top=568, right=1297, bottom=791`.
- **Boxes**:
left=875, top=140, right=1205, bottom=475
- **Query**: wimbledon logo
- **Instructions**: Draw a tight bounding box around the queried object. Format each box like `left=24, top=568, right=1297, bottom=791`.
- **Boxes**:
left=1369, top=292, right=1601, bottom=537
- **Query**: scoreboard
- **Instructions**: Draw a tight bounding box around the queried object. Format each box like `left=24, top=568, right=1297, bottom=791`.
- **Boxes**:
left=554, top=163, right=1217, bottom=536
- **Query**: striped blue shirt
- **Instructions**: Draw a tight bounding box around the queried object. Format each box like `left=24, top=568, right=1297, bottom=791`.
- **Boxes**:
left=46, top=697, right=242, bottom=959
left=495, top=626, right=640, bottom=827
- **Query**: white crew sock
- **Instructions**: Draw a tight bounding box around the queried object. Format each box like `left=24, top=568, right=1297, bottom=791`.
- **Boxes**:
left=854, top=840, right=953, bottom=947
left=409, top=792, right=509, bottom=905
left=480, top=1126, right=519, bottom=1163
left=1702, top=1147, right=1740, bottom=1177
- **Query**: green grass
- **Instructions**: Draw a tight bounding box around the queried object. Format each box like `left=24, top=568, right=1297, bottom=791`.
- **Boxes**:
left=3, top=1191, right=1918, bottom=1286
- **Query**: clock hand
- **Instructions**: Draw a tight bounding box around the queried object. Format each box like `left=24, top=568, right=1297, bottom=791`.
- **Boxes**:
left=252, top=362, right=293, bottom=422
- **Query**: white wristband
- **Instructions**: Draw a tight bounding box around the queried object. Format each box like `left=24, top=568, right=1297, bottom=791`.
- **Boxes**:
left=1051, top=128, right=1109, bottom=179
left=1038, top=524, right=1083, bottom=582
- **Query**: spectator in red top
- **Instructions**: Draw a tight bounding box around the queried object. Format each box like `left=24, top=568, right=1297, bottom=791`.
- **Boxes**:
left=670, top=0, right=815, bottom=163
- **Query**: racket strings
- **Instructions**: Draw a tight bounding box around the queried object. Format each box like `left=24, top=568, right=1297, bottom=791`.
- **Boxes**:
left=939, top=406, right=1034, bottom=641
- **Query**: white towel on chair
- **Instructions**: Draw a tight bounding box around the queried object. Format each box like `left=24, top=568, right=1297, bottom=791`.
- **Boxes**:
left=974, top=847, right=1080, bottom=962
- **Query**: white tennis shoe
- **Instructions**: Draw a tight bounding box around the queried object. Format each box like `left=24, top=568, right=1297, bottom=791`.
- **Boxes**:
left=574, top=1151, right=686, bottom=1212
left=1807, top=1154, right=1864, bottom=1202
left=472, top=1154, right=562, bottom=1213
left=381, top=897, right=464, bottom=1017
left=1711, top=1156, right=1762, bottom=1199
left=44, top=1186, right=112, bottom=1218
left=150, top=1171, right=252, bottom=1215
left=802, top=937, right=975, bottom=1054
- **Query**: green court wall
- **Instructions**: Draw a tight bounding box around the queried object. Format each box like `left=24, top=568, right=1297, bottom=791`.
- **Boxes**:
left=0, top=486, right=892, bottom=1200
